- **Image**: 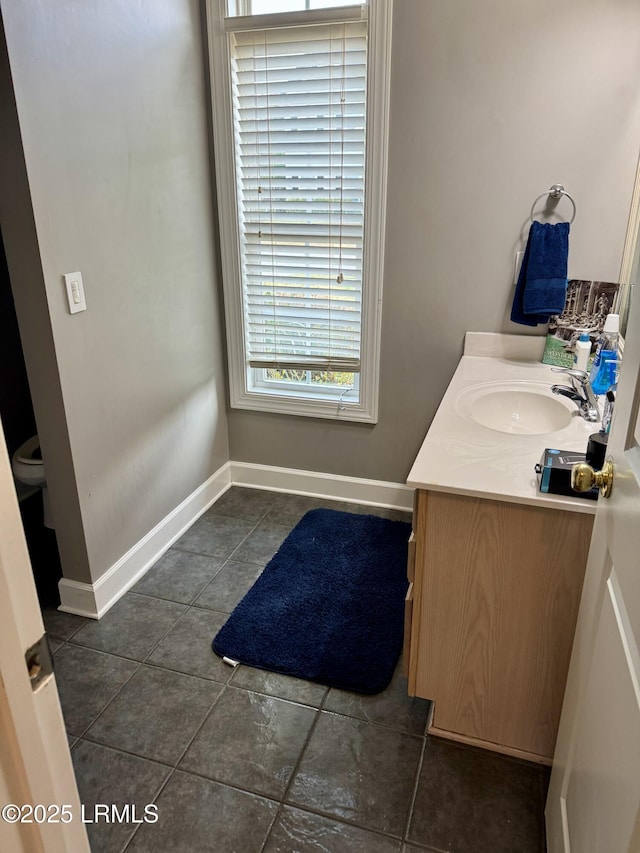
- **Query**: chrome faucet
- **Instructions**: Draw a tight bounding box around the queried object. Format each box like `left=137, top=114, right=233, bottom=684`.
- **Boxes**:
left=550, top=367, right=600, bottom=422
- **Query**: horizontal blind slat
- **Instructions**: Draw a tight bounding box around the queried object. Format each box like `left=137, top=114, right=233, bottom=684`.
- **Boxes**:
left=243, top=224, right=363, bottom=239
left=245, top=246, right=362, bottom=258
left=249, top=358, right=360, bottom=373
left=245, top=268, right=362, bottom=280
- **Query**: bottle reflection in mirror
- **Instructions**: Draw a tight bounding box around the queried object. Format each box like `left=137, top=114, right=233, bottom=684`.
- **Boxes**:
left=589, top=313, right=620, bottom=395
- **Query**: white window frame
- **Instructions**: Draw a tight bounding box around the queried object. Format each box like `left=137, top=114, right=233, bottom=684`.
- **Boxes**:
left=205, top=0, right=392, bottom=422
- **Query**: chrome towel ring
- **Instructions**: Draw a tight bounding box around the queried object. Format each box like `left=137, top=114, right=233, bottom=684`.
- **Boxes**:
left=530, top=184, right=576, bottom=224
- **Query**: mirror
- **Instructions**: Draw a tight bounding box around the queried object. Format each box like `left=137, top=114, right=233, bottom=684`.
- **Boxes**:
left=619, top=150, right=640, bottom=337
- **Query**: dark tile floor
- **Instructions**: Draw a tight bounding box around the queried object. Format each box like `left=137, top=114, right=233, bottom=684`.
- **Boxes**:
left=44, top=487, right=550, bottom=853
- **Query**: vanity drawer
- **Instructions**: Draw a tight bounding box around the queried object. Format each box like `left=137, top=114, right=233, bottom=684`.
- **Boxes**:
left=402, top=582, right=414, bottom=677
left=407, top=531, right=416, bottom=582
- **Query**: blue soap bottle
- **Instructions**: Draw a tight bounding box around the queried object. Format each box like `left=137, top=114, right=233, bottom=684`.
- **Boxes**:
left=589, top=313, right=620, bottom=396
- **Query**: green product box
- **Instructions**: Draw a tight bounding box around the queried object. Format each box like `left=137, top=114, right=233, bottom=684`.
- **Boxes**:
left=541, top=334, right=574, bottom=368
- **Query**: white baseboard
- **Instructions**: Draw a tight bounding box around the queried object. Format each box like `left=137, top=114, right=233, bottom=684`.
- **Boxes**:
left=58, top=462, right=232, bottom=619
left=229, top=461, right=413, bottom=511
left=58, top=461, right=413, bottom=620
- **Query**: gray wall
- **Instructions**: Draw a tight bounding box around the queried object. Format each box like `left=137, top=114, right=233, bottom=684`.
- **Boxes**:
left=227, top=0, right=640, bottom=483
left=1, top=0, right=229, bottom=584
left=0, top=24, right=91, bottom=582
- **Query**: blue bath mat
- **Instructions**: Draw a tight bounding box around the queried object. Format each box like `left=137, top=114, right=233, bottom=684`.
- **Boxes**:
left=212, top=508, right=411, bottom=694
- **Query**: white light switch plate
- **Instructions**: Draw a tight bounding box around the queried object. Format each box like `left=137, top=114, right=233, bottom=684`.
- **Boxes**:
left=63, top=271, right=87, bottom=314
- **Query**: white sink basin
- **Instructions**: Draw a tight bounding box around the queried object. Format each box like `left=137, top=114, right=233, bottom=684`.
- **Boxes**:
left=455, top=381, right=574, bottom=435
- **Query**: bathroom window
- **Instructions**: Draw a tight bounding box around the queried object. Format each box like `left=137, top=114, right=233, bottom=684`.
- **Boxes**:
left=206, top=0, right=392, bottom=421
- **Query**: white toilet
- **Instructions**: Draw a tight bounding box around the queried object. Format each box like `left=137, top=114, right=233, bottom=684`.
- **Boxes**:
left=12, top=435, right=54, bottom=528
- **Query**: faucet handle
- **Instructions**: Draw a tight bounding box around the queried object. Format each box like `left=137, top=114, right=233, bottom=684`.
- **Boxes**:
left=551, top=367, right=589, bottom=385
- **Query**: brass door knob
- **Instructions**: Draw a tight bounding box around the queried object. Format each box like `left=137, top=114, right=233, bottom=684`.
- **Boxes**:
left=571, top=459, right=614, bottom=498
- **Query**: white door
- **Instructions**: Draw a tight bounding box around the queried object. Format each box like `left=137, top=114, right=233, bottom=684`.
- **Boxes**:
left=546, top=285, right=640, bottom=852
left=0, top=420, right=89, bottom=853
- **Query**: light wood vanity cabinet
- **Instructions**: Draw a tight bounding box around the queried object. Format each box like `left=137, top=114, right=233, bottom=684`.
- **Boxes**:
left=405, top=489, right=594, bottom=764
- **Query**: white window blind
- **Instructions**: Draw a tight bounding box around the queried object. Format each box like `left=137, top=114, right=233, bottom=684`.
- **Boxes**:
left=230, top=20, right=367, bottom=372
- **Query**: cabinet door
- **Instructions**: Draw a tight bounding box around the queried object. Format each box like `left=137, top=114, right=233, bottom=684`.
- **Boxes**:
left=413, top=492, right=592, bottom=762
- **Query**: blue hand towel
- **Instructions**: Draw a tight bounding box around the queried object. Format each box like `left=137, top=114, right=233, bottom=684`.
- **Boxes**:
left=511, top=221, right=569, bottom=326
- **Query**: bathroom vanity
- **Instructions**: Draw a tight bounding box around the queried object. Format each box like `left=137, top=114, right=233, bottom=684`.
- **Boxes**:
left=405, top=333, right=597, bottom=764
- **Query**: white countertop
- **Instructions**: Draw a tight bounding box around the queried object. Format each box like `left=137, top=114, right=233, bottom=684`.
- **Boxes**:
left=406, top=333, right=599, bottom=514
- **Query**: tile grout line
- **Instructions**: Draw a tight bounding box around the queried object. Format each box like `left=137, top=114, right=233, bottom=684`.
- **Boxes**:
left=120, top=766, right=179, bottom=853
left=82, top=654, right=230, bottom=689
left=171, top=679, right=231, bottom=771
left=146, top=759, right=281, bottom=808
left=71, top=736, right=175, bottom=772
left=72, top=660, right=144, bottom=742
left=402, top=729, right=428, bottom=846
left=46, top=617, right=89, bottom=646
left=138, top=603, right=199, bottom=665
left=258, top=691, right=330, bottom=853
left=311, top=703, right=430, bottom=738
